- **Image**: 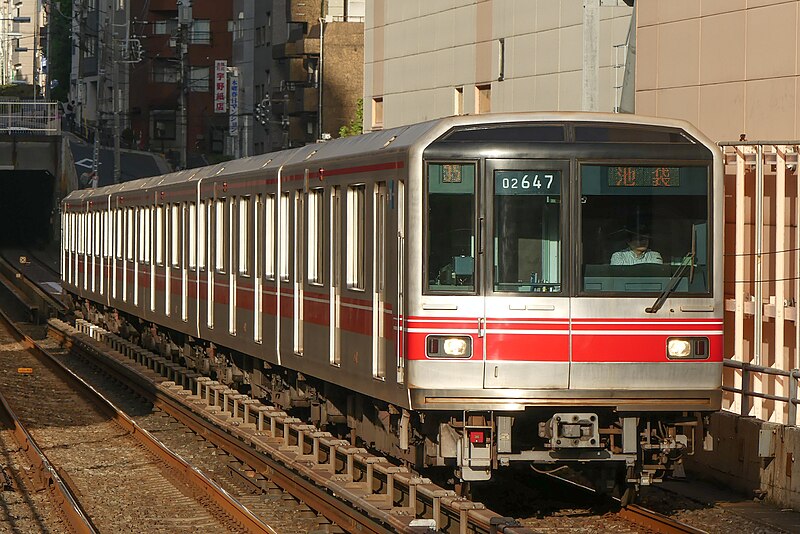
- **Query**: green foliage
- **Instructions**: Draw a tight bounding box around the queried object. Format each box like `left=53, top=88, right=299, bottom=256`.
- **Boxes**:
left=0, top=84, right=35, bottom=98
left=46, top=0, right=73, bottom=102
left=338, top=98, right=363, bottom=138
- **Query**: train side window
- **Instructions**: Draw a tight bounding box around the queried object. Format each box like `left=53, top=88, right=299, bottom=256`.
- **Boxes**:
left=308, top=188, right=324, bottom=284
left=425, top=162, right=476, bottom=293
left=171, top=203, right=181, bottom=267
left=265, top=194, right=276, bottom=279
left=126, top=208, right=134, bottom=261
left=188, top=202, right=197, bottom=269
left=103, top=212, right=111, bottom=258
left=155, top=205, right=164, bottom=265
left=346, top=184, right=366, bottom=290
left=198, top=200, right=208, bottom=270
left=215, top=198, right=226, bottom=273
left=115, top=209, right=123, bottom=260
left=238, top=196, right=251, bottom=275
left=90, top=212, right=97, bottom=257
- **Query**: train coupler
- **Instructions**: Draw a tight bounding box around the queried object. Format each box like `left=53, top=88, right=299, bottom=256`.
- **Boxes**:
left=539, top=412, right=600, bottom=448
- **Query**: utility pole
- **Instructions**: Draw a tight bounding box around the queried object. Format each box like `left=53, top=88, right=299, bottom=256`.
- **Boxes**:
left=111, top=0, right=120, bottom=183
left=178, top=1, right=191, bottom=170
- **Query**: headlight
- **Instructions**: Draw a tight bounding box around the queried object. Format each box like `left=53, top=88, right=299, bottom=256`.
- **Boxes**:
left=427, top=335, right=472, bottom=358
left=443, top=337, right=468, bottom=356
left=666, top=337, right=708, bottom=359
left=667, top=339, right=692, bottom=358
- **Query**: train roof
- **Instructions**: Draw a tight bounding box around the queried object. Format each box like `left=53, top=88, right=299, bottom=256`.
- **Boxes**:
left=63, top=112, right=717, bottom=207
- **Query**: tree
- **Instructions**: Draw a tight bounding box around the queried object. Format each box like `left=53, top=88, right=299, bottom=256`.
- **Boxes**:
left=338, top=98, right=363, bottom=138
left=46, top=0, right=73, bottom=102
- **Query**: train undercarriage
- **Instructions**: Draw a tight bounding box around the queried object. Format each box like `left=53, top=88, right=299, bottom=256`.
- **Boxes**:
left=71, top=297, right=713, bottom=505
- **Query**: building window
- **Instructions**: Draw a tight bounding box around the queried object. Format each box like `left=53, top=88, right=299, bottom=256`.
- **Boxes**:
left=372, top=97, right=383, bottom=129
left=455, top=87, right=464, bottom=115
left=476, top=84, right=491, bottom=114
left=151, top=110, right=176, bottom=140
left=152, top=63, right=179, bottom=83
left=189, top=67, right=210, bottom=92
left=190, top=19, right=211, bottom=44
left=153, top=19, right=177, bottom=35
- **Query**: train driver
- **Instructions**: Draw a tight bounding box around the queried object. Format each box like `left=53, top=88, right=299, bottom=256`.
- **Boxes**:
left=610, top=229, right=663, bottom=265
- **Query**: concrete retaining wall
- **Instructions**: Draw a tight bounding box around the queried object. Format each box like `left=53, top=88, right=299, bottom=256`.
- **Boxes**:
left=689, top=411, right=800, bottom=509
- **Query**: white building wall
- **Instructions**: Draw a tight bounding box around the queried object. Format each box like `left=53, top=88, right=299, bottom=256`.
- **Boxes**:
left=364, top=0, right=633, bottom=130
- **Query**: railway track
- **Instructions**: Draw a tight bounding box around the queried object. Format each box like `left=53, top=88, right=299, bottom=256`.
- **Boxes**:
left=620, top=504, right=708, bottom=534
left=54, top=317, right=536, bottom=534
left=0, top=308, right=277, bottom=533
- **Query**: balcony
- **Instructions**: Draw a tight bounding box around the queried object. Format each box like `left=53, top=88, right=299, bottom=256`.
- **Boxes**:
left=271, top=37, right=320, bottom=59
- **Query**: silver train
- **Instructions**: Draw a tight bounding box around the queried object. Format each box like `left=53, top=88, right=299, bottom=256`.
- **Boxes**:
left=61, top=112, right=723, bottom=500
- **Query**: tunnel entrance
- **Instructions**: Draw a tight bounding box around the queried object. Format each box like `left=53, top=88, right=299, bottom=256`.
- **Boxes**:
left=0, top=170, right=55, bottom=247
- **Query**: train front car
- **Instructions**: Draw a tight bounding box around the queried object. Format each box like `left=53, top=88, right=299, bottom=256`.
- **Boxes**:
left=407, top=114, right=722, bottom=500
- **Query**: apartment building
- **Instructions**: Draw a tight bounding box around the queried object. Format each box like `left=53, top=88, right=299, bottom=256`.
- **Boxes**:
left=364, top=0, right=634, bottom=131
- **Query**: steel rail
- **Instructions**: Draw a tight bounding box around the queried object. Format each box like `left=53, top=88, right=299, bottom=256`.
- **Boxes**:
left=58, top=318, right=535, bottom=534
left=0, top=308, right=97, bottom=532
left=10, top=316, right=278, bottom=534
left=619, top=504, right=708, bottom=534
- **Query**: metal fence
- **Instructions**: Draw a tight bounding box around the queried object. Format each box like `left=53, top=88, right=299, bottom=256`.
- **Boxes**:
left=720, top=142, right=800, bottom=425
left=0, top=101, right=60, bottom=135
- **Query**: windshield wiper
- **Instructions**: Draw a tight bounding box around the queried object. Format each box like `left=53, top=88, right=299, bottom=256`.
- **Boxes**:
left=645, top=253, right=694, bottom=314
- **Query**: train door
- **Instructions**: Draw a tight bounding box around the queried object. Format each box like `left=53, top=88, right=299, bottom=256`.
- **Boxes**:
left=373, top=182, right=388, bottom=380
left=330, top=186, right=342, bottom=366
left=482, top=159, right=570, bottom=389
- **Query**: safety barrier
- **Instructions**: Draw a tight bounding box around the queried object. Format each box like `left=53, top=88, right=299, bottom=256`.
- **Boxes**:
left=0, top=100, right=60, bottom=135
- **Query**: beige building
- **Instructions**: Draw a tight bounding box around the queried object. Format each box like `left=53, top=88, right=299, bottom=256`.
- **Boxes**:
left=635, top=0, right=800, bottom=142
left=0, top=0, right=39, bottom=88
left=364, top=0, right=634, bottom=131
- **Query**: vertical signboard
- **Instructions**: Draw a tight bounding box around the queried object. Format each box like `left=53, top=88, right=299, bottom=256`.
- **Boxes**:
left=229, top=76, right=239, bottom=136
left=214, top=60, right=227, bottom=114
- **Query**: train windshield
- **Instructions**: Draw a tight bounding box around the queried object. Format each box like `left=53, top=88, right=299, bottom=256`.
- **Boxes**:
left=580, top=164, right=710, bottom=294
left=426, top=163, right=476, bottom=292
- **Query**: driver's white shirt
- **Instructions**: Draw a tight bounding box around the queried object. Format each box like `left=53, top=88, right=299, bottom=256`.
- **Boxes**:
left=610, top=249, right=663, bottom=265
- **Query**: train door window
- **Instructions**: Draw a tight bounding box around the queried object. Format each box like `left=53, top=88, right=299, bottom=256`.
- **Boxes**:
left=126, top=208, right=134, bottom=261
left=579, top=164, right=711, bottom=294
left=188, top=202, right=197, bottom=269
left=346, top=184, right=366, bottom=290
left=254, top=194, right=263, bottom=343
left=229, top=196, right=237, bottom=335
left=294, top=190, right=304, bottom=354
left=115, top=209, right=122, bottom=260
left=171, top=203, right=181, bottom=267
left=330, top=186, right=341, bottom=366
left=215, top=199, right=226, bottom=272
left=492, top=169, right=562, bottom=293
left=87, top=211, right=93, bottom=257
left=279, top=193, right=289, bottom=281
left=265, top=194, right=276, bottom=279
left=308, top=188, right=324, bottom=284
left=425, top=162, right=476, bottom=293
left=373, top=182, right=386, bottom=380
left=238, top=196, right=251, bottom=275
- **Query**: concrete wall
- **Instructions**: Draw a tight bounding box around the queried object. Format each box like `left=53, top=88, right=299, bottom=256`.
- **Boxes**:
left=691, top=411, right=800, bottom=509
left=636, top=0, right=800, bottom=142
left=364, top=0, right=633, bottom=130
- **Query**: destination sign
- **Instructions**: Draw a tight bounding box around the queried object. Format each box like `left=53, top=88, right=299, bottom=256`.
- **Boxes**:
left=608, top=166, right=680, bottom=187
